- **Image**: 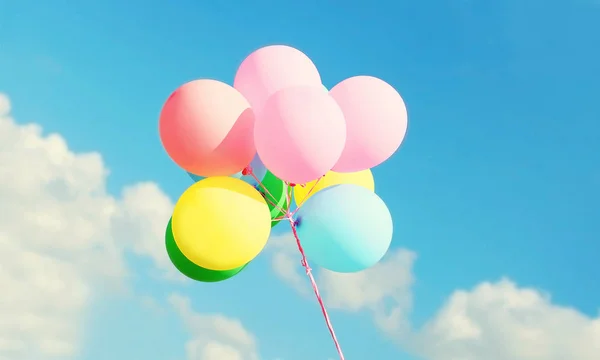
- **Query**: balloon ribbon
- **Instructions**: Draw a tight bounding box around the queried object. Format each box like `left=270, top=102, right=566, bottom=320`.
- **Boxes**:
left=287, top=216, right=345, bottom=360
left=245, top=166, right=345, bottom=360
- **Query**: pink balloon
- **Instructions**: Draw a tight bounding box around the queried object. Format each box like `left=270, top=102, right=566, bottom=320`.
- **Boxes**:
left=254, top=86, right=346, bottom=184
left=159, top=79, right=256, bottom=177
left=234, top=45, right=322, bottom=113
left=329, top=76, right=408, bottom=172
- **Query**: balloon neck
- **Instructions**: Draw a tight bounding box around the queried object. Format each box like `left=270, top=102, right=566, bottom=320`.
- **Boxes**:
left=293, top=217, right=301, bottom=227
left=242, top=166, right=252, bottom=176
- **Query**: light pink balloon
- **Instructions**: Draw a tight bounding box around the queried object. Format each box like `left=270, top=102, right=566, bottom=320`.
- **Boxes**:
left=159, top=79, right=256, bottom=177
left=329, top=76, right=408, bottom=172
left=234, top=45, right=322, bottom=114
left=254, top=86, right=346, bottom=184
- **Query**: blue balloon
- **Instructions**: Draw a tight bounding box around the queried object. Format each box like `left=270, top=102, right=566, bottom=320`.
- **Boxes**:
left=294, top=184, right=393, bottom=273
left=186, top=154, right=267, bottom=186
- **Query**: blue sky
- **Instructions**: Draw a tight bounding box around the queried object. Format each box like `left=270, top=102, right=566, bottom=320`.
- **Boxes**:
left=1, top=0, right=599, bottom=359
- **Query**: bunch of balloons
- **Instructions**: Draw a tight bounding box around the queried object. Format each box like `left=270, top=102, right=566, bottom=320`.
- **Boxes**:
left=159, top=44, right=407, bottom=358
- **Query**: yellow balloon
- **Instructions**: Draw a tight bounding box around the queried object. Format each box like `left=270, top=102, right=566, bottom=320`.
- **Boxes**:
left=172, top=176, right=271, bottom=271
left=294, top=169, right=375, bottom=206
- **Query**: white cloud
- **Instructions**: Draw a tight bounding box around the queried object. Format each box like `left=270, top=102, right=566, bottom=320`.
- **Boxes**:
left=169, top=294, right=259, bottom=360
left=267, top=233, right=310, bottom=296
left=0, top=93, right=176, bottom=359
left=110, top=181, right=176, bottom=279
left=319, top=249, right=416, bottom=336
left=0, top=93, right=10, bottom=116
left=271, top=231, right=600, bottom=360
left=410, top=279, right=600, bottom=360
left=139, top=295, right=167, bottom=316
left=268, top=232, right=415, bottom=334
left=1, top=100, right=114, bottom=358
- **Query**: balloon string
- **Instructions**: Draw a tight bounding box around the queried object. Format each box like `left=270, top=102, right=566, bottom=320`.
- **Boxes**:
left=245, top=167, right=287, bottom=214
left=262, top=194, right=285, bottom=213
left=247, top=165, right=344, bottom=358
left=284, top=181, right=293, bottom=208
left=287, top=216, right=345, bottom=360
left=290, top=176, right=323, bottom=217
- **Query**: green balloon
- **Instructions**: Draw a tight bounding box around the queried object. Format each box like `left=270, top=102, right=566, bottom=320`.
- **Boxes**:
left=165, top=219, right=246, bottom=282
left=258, top=171, right=291, bottom=227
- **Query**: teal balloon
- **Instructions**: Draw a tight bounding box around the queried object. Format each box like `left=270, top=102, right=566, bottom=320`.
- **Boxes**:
left=294, top=184, right=393, bottom=273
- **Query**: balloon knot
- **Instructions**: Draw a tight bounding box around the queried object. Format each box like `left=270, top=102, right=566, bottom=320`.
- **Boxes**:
left=300, top=259, right=312, bottom=273
left=293, top=217, right=301, bottom=227
left=288, top=183, right=296, bottom=187
left=242, top=166, right=252, bottom=176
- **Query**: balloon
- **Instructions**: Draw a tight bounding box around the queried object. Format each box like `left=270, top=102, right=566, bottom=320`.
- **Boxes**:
left=329, top=76, right=408, bottom=172
left=165, top=219, right=246, bottom=282
left=172, top=176, right=271, bottom=270
left=294, top=169, right=374, bottom=206
left=254, top=86, right=346, bottom=184
left=294, top=184, right=393, bottom=273
left=187, top=154, right=268, bottom=186
left=257, top=171, right=291, bottom=227
left=234, top=45, right=322, bottom=114
left=188, top=168, right=287, bottom=226
left=159, top=79, right=256, bottom=177
left=236, top=154, right=268, bottom=186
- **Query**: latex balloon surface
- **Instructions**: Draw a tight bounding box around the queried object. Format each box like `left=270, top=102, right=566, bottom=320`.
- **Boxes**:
left=294, top=184, right=393, bottom=273
left=254, top=85, right=346, bottom=184
left=172, top=176, right=271, bottom=270
left=329, top=76, right=407, bottom=172
left=159, top=79, right=256, bottom=176
left=234, top=45, right=321, bottom=114
left=165, top=219, right=246, bottom=282
left=294, top=169, right=374, bottom=206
